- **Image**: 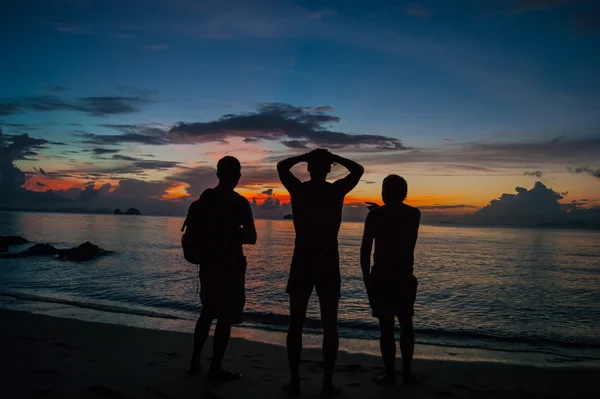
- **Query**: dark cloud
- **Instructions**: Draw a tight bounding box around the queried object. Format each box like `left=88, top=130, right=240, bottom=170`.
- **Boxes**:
left=465, top=181, right=567, bottom=225
left=168, top=103, right=407, bottom=151
left=74, top=131, right=168, bottom=146
left=0, top=133, right=49, bottom=160
left=21, top=95, right=149, bottom=116
left=49, top=141, right=68, bottom=146
left=567, top=166, right=600, bottom=179
left=112, top=154, right=139, bottom=161
left=132, top=160, right=182, bottom=170
left=524, top=171, right=543, bottom=177
left=92, top=148, right=120, bottom=155
left=282, top=140, right=310, bottom=149
left=262, top=188, right=274, bottom=196
left=0, top=103, right=22, bottom=116
left=36, top=182, right=47, bottom=187
left=0, top=131, right=47, bottom=195
left=70, top=104, right=407, bottom=150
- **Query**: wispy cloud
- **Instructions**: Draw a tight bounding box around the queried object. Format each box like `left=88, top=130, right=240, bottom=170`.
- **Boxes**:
left=524, top=170, right=543, bottom=177
left=0, top=95, right=152, bottom=117
left=567, top=166, right=600, bottom=178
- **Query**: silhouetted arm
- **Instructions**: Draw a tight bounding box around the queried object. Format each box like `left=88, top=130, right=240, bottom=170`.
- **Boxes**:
left=332, top=154, right=364, bottom=194
left=410, top=209, right=421, bottom=251
left=277, top=154, right=307, bottom=193
left=239, top=199, right=257, bottom=245
left=360, top=212, right=375, bottom=290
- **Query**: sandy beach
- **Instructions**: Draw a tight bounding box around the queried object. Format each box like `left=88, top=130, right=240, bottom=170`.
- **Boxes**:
left=1, top=308, right=598, bottom=398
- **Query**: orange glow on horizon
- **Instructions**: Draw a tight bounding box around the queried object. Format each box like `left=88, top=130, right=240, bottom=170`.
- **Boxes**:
left=162, top=183, right=191, bottom=200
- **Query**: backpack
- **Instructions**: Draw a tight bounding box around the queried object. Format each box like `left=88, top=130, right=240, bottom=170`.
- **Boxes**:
left=181, top=198, right=204, bottom=265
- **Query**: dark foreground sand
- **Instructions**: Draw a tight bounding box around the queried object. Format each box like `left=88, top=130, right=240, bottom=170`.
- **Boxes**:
left=1, top=309, right=598, bottom=398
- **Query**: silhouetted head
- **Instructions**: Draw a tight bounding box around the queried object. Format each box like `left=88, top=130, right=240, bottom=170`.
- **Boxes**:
left=216, top=156, right=241, bottom=190
left=307, top=149, right=332, bottom=182
left=382, top=174, right=408, bottom=205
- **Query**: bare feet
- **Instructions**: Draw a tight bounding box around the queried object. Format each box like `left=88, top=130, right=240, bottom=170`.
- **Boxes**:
left=186, top=360, right=202, bottom=376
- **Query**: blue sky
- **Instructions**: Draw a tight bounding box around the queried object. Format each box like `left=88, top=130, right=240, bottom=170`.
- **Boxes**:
left=1, top=0, right=599, bottom=218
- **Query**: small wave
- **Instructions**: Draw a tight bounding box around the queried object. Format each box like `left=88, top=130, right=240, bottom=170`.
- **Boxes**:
left=0, top=290, right=187, bottom=321
left=241, top=311, right=600, bottom=351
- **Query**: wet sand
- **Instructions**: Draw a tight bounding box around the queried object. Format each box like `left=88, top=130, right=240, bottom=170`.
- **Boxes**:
left=1, top=308, right=598, bottom=398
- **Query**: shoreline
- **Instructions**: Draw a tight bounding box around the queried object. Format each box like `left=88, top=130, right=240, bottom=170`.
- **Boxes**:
left=1, top=294, right=598, bottom=369
left=2, top=308, right=599, bottom=398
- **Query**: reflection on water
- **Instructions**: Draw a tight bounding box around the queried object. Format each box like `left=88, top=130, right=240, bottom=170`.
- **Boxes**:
left=1, top=211, right=600, bottom=363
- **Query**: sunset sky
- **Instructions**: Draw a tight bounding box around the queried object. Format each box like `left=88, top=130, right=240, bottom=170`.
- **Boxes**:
left=1, top=0, right=599, bottom=220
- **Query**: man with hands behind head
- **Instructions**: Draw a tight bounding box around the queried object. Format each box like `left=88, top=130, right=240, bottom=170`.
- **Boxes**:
left=277, top=149, right=364, bottom=396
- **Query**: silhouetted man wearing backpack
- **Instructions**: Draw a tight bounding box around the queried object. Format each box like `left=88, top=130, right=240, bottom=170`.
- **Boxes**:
left=184, top=156, right=256, bottom=380
left=278, top=149, right=364, bottom=396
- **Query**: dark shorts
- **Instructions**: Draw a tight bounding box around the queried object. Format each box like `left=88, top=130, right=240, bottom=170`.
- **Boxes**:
left=286, top=248, right=341, bottom=301
left=369, top=268, right=418, bottom=319
left=199, top=257, right=247, bottom=325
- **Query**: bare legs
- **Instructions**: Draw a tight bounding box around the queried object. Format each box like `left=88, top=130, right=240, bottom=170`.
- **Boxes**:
left=188, top=311, right=213, bottom=374
left=286, top=295, right=309, bottom=395
left=285, top=294, right=340, bottom=396
left=188, top=311, right=236, bottom=379
left=320, top=297, right=340, bottom=395
left=377, top=314, right=415, bottom=385
left=399, top=315, right=415, bottom=384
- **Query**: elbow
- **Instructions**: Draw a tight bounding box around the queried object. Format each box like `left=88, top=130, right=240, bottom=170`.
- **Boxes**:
left=277, top=161, right=285, bottom=172
left=248, top=231, right=257, bottom=245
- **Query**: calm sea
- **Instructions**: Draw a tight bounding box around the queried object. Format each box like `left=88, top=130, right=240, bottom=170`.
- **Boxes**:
left=1, top=212, right=599, bottom=365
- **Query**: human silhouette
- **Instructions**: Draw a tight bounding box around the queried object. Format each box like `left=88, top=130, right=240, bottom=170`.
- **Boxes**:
left=360, top=175, right=420, bottom=386
left=184, top=156, right=257, bottom=380
left=278, top=149, right=364, bottom=396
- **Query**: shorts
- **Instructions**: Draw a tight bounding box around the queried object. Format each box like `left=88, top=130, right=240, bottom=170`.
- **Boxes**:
left=286, top=247, right=341, bottom=300
left=199, top=257, right=247, bottom=324
left=368, top=267, right=417, bottom=319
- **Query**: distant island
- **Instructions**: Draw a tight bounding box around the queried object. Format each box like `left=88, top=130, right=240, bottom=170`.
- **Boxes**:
left=114, top=208, right=142, bottom=215
left=282, top=214, right=293, bottom=220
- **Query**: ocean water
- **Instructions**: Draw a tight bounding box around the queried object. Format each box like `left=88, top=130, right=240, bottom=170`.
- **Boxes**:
left=1, top=211, right=599, bottom=365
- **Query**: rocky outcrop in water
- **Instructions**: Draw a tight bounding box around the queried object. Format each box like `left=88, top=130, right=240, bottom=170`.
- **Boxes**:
left=0, top=236, right=29, bottom=252
left=114, top=208, right=142, bottom=215
left=1, top=241, right=111, bottom=261
left=57, top=242, right=109, bottom=261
